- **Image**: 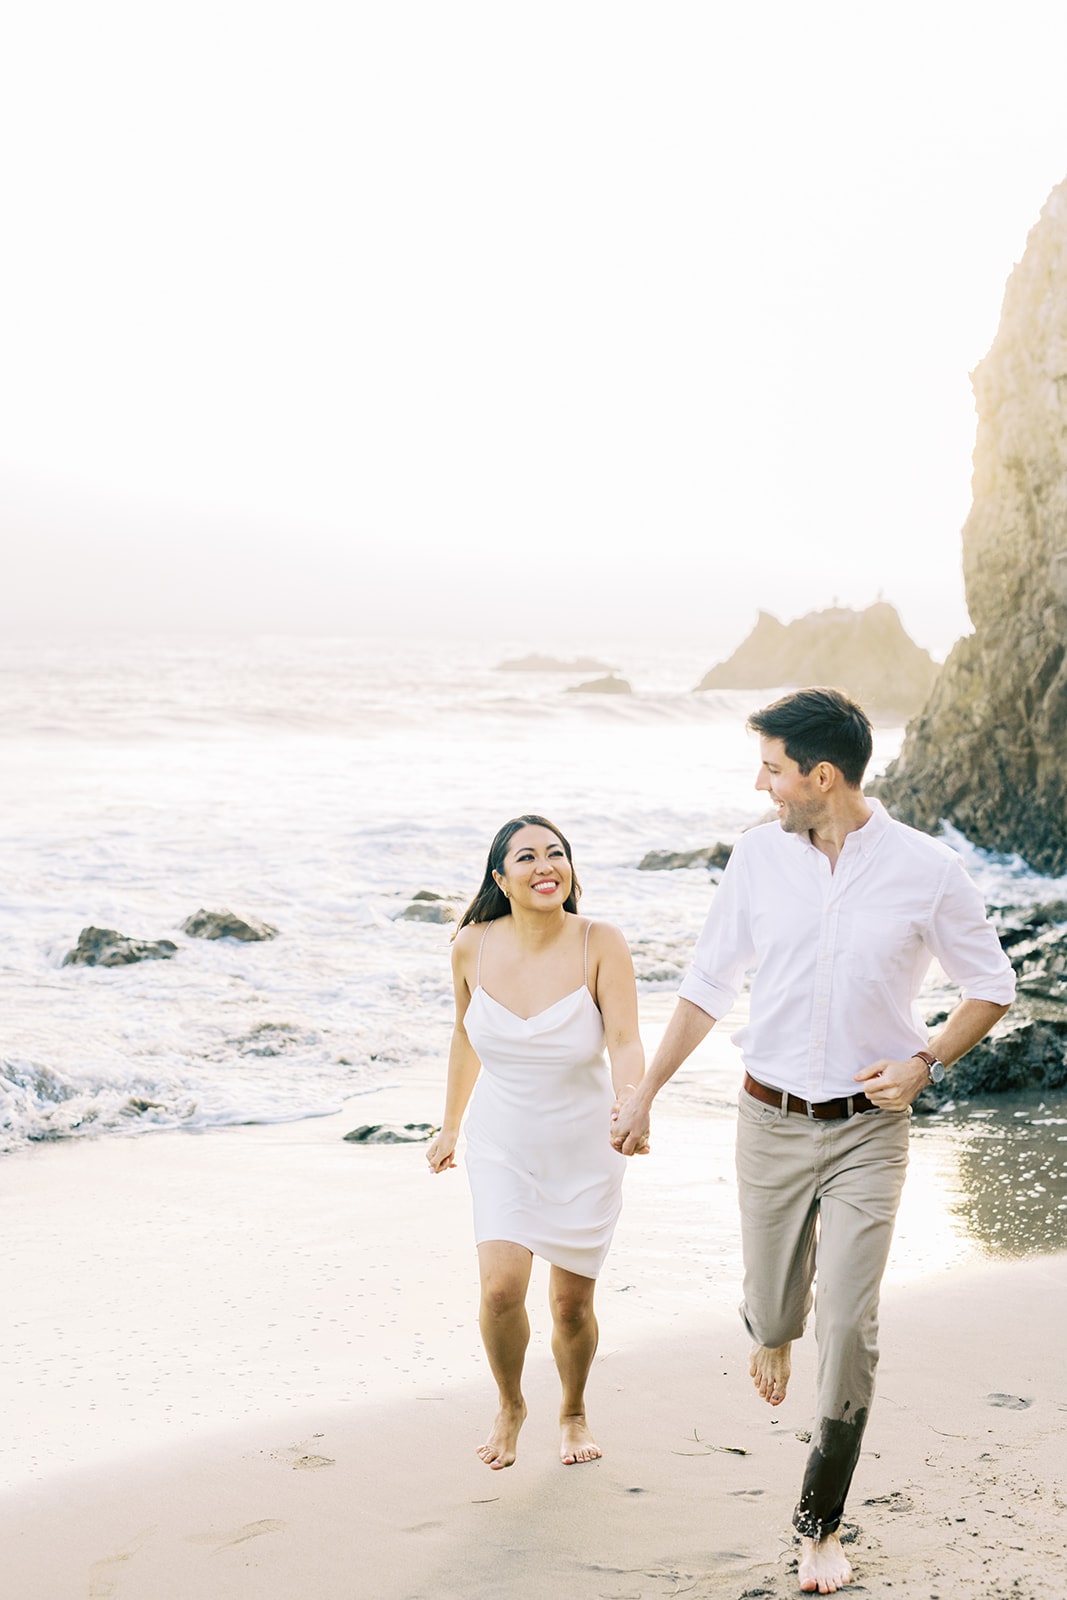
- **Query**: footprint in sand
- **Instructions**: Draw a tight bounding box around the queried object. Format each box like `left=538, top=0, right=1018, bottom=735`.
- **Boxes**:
left=88, top=1527, right=157, bottom=1597
left=863, top=1491, right=915, bottom=1512
left=269, top=1439, right=337, bottom=1470
left=186, top=1519, right=286, bottom=1551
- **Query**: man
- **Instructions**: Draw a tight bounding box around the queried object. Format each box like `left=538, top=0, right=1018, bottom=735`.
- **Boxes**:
left=611, top=688, right=1014, bottom=1596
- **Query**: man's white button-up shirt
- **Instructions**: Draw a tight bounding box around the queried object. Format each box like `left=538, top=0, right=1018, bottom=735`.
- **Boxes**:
left=677, top=799, right=1016, bottom=1101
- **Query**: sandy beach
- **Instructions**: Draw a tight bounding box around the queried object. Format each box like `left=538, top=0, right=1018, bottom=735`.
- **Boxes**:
left=3, top=1070, right=1065, bottom=1600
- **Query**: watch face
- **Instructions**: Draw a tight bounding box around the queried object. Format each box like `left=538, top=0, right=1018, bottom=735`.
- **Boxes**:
left=929, top=1059, right=946, bottom=1083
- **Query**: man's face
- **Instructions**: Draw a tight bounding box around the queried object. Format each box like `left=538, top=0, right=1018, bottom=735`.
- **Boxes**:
left=755, top=736, right=825, bottom=835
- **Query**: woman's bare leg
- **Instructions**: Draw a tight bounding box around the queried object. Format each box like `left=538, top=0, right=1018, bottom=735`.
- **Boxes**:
left=549, top=1265, right=601, bottom=1465
left=476, top=1241, right=533, bottom=1468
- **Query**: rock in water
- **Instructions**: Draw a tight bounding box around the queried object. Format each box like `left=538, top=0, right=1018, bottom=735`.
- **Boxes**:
left=63, top=927, right=179, bottom=967
left=638, top=843, right=733, bottom=871
left=395, top=901, right=456, bottom=923
left=879, top=177, right=1067, bottom=875
left=181, top=909, right=278, bottom=941
left=694, top=603, right=937, bottom=722
left=343, top=1123, right=435, bottom=1144
left=566, top=673, right=633, bottom=694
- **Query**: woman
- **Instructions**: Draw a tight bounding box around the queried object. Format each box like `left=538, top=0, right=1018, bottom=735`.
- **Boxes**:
left=426, top=814, right=646, bottom=1471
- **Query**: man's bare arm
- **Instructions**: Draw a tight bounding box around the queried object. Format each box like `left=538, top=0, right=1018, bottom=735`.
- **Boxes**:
left=611, top=998, right=717, bottom=1154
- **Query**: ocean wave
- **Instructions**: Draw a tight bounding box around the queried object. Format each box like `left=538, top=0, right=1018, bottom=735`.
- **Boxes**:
left=940, top=824, right=1067, bottom=905
left=0, top=1050, right=374, bottom=1154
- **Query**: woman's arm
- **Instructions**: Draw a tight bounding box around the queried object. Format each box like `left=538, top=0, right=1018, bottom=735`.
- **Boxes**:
left=591, top=922, right=646, bottom=1134
left=426, top=930, right=483, bottom=1174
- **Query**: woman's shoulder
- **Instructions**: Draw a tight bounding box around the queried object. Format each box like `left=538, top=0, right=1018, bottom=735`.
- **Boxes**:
left=452, top=918, right=499, bottom=959
left=580, top=917, right=630, bottom=956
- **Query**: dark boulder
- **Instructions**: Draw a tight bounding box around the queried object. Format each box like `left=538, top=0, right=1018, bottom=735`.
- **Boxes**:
left=181, top=908, right=278, bottom=941
left=638, top=843, right=733, bottom=871
left=343, top=1123, right=435, bottom=1144
left=63, top=927, right=178, bottom=967
left=395, top=901, right=456, bottom=924
left=916, top=1014, right=1067, bottom=1109
left=917, top=916, right=1067, bottom=1107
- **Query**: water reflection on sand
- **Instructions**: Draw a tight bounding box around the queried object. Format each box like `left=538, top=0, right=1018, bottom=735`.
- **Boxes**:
left=911, top=1090, right=1067, bottom=1258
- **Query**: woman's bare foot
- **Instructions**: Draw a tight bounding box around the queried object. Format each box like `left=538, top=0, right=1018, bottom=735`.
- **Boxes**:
left=749, top=1342, right=791, bottom=1405
left=476, top=1400, right=527, bottom=1469
left=559, top=1412, right=602, bottom=1465
left=798, top=1531, right=852, bottom=1593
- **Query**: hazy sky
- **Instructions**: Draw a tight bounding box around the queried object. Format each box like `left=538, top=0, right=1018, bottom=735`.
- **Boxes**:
left=4, top=1, right=1067, bottom=659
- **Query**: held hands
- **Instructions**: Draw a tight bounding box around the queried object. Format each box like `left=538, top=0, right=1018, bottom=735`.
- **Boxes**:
left=425, top=1129, right=458, bottom=1174
left=854, top=1054, right=930, bottom=1111
left=610, top=1086, right=651, bottom=1156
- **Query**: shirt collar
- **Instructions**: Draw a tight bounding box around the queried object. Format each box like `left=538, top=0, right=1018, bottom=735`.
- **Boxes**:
left=852, top=795, right=889, bottom=854
left=787, top=793, right=888, bottom=856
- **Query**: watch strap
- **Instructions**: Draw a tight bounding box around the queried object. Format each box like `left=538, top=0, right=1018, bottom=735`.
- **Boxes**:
left=912, top=1049, right=944, bottom=1083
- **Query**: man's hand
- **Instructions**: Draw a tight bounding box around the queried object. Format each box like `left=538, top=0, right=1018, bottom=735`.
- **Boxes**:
left=610, top=1088, right=651, bottom=1155
left=854, top=1054, right=929, bottom=1110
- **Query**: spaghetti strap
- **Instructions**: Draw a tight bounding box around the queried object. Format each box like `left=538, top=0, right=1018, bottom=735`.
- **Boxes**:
left=583, top=919, right=593, bottom=988
left=476, top=922, right=493, bottom=988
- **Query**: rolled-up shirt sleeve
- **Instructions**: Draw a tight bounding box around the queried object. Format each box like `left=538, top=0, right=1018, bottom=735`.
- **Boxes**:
left=925, top=855, right=1016, bottom=1005
left=677, top=844, right=756, bottom=1020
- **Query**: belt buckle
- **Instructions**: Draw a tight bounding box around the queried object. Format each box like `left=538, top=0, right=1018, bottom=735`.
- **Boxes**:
left=805, top=1099, right=817, bottom=1120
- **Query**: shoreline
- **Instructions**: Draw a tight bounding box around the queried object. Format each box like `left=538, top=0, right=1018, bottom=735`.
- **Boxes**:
left=3, top=1025, right=1061, bottom=1492
left=4, top=1083, right=1067, bottom=1598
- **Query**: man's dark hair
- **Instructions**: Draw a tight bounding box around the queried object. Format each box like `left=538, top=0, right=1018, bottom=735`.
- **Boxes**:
left=747, top=687, right=873, bottom=788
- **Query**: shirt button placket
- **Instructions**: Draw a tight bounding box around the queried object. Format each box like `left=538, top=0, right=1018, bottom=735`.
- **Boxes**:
left=807, top=909, right=836, bottom=1102
left=808, top=855, right=850, bottom=1101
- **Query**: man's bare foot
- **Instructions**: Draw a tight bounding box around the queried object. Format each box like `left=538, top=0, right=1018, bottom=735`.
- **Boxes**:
left=750, top=1342, right=791, bottom=1405
left=559, top=1412, right=602, bottom=1466
left=798, top=1531, right=852, bottom=1593
left=476, top=1400, right=527, bottom=1469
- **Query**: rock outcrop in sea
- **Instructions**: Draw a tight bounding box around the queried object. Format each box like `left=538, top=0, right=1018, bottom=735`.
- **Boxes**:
left=566, top=673, right=632, bottom=695
left=395, top=901, right=457, bottom=923
left=695, top=603, right=937, bottom=722
left=638, top=843, right=733, bottom=871
left=63, top=927, right=179, bottom=967
left=879, top=177, right=1067, bottom=875
left=181, top=908, right=278, bottom=941
left=343, top=1122, right=434, bottom=1144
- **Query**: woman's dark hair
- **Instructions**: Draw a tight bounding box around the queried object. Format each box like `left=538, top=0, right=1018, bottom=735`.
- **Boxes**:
left=457, top=814, right=581, bottom=931
left=747, top=687, right=873, bottom=788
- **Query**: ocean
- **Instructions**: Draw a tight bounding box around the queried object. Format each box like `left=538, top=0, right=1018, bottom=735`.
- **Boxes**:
left=3, top=634, right=1066, bottom=1257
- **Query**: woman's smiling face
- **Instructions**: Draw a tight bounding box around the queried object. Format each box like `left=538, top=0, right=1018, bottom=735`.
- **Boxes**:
left=494, top=824, right=573, bottom=909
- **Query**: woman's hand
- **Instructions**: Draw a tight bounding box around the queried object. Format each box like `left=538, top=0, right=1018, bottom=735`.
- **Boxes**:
left=426, top=1129, right=459, bottom=1173
left=610, top=1087, right=650, bottom=1156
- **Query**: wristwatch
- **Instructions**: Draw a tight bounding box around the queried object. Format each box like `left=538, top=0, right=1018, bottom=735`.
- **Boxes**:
left=913, top=1049, right=946, bottom=1085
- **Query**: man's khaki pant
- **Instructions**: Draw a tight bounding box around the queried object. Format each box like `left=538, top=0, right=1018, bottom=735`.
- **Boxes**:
left=735, top=1086, right=911, bottom=1538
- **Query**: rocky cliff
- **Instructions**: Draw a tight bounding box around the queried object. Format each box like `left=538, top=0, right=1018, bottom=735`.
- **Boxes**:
left=695, top=602, right=937, bottom=721
left=879, top=178, right=1067, bottom=875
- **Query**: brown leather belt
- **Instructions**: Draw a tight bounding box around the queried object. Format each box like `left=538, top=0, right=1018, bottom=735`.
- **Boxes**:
left=743, top=1072, right=876, bottom=1120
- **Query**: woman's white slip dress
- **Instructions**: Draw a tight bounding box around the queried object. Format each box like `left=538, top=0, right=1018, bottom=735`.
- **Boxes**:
left=462, top=920, right=626, bottom=1279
